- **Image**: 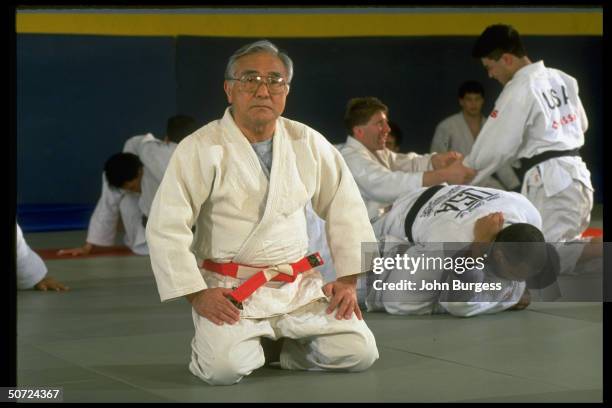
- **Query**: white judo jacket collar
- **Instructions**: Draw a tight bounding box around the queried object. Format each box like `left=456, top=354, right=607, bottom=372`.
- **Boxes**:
left=344, top=135, right=391, bottom=169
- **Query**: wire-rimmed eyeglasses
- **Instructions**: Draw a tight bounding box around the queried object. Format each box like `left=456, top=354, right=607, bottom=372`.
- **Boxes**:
left=226, top=74, right=289, bottom=94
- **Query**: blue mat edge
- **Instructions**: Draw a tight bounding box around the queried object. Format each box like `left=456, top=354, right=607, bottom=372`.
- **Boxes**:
left=17, top=204, right=95, bottom=233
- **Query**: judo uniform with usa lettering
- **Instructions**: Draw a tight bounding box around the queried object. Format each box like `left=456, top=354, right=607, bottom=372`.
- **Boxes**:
left=464, top=61, right=593, bottom=243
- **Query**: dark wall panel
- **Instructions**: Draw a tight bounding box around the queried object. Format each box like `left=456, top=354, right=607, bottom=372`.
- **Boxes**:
left=17, top=34, right=177, bottom=204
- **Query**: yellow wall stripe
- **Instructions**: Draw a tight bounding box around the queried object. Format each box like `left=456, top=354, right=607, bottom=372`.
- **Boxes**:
left=16, top=11, right=603, bottom=37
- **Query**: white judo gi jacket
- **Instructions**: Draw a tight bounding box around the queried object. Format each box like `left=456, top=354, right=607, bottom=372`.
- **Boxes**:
left=368, top=185, right=541, bottom=316
left=340, top=136, right=433, bottom=220
left=16, top=223, right=48, bottom=289
left=431, top=112, right=520, bottom=190
left=124, top=133, right=178, bottom=217
left=464, top=61, right=593, bottom=241
left=86, top=134, right=177, bottom=252
left=146, top=108, right=376, bottom=318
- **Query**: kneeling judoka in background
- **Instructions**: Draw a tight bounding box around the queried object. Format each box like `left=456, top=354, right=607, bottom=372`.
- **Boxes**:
left=58, top=115, right=198, bottom=256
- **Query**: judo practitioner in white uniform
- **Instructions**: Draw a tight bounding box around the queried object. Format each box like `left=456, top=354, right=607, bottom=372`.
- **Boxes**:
left=16, top=223, right=69, bottom=291
left=464, top=24, right=594, bottom=247
left=431, top=80, right=519, bottom=191
left=339, top=97, right=476, bottom=220
left=367, top=184, right=560, bottom=316
left=146, top=40, right=379, bottom=386
left=58, top=115, right=198, bottom=257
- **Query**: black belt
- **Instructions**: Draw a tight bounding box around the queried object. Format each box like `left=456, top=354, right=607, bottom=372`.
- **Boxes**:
left=516, top=148, right=580, bottom=184
left=404, top=185, right=445, bottom=244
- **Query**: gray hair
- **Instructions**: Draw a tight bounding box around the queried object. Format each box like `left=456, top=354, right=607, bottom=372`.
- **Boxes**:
left=224, top=40, right=294, bottom=83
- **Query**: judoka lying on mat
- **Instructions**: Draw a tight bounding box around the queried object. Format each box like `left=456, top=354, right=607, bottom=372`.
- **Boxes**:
left=365, top=184, right=560, bottom=317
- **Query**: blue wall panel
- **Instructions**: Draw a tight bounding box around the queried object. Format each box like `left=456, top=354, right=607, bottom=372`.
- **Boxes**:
left=16, top=33, right=603, bottom=218
left=17, top=34, right=178, bottom=205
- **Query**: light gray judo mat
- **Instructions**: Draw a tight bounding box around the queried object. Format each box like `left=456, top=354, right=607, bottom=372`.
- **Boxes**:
left=17, top=208, right=603, bottom=402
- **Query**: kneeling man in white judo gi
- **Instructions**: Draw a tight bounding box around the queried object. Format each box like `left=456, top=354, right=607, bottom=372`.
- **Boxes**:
left=58, top=115, right=198, bottom=257
left=367, top=184, right=560, bottom=317
left=464, top=24, right=596, bottom=274
left=146, top=40, right=379, bottom=385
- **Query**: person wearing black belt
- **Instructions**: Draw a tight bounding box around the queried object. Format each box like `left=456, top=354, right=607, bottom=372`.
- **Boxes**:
left=463, top=24, right=594, bottom=247
left=366, top=184, right=561, bottom=316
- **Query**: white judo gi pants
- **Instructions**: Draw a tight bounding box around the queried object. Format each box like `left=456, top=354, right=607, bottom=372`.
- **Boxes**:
left=188, top=298, right=379, bottom=386
left=525, top=178, right=593, bottom=276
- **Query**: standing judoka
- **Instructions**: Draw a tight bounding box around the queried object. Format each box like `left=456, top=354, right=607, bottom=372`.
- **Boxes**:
left=146, top=40, right=379, bottom=386
left=16, top=223, right=69, bottom=291
left=339, top=97, right=476, bottom=220
left=431, top=80, right=519, bottom=191
left=463, top=24, right=594, bottom=245
left=367, top=184, right=558, bottom=317
left=58, top=115, right=198, bottom=256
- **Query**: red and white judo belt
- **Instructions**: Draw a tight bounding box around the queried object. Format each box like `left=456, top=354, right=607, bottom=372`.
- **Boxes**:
left=201, top=253, right=324, bottom=308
